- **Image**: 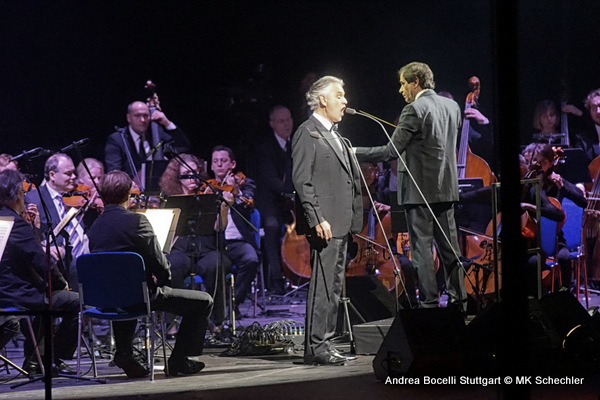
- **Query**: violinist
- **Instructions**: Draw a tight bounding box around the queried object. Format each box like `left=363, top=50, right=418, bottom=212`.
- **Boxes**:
left=0, top=153, right=40, bottom=228
left=76, top=158, right=105, bottom=227
left=206, top=146, right=259, bottom=322
left=159, top=153, right=235, bottom=333
left=530, top=143, right=587, bottom=289
left=25, top=153, right=89, bottom=290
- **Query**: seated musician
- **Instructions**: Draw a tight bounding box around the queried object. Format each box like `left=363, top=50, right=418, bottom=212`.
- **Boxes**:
left=0, top=169, right=79, bottom=376
left=531, top=99, right=583, bottom=145
left=0, top=154, right=18, bottom=172
left=87, top=171, right=213, bottom=378
left=207, top=146, right=260, bottom=318
left=76, top=158, right=105, bottom=228
left=25, top=153, right=89, bottom=290
left=355, top=162, right=418, bottom=309
left=530, top=143, right=587, bottom=289
left=158, top=153, right=235, bottom=332
left=104, top=100, right=190, bottom=188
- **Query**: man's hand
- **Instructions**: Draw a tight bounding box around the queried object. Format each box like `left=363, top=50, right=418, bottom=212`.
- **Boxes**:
left=150, top=110, right=173, bottom=128
left=464, top=108, right=489, bottom=125
left=548, top=172, right=564, bottom=189
left=315, top=220, right=332, bottom=241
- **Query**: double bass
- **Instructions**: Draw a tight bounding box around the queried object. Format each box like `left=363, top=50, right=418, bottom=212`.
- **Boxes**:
left=457, top=76, right=497, bottom=186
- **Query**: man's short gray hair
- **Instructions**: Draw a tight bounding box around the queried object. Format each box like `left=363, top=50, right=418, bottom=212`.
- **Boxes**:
left=305, top=76, right=344, bottom=111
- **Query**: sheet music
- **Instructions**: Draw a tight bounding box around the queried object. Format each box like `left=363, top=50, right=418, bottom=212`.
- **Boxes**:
left=135, top=208, right=180, bottom=253
left=0, top=217, right=15, bottom=260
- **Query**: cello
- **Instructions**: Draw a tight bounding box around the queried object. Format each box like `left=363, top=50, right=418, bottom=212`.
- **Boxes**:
left=457, top=76, right=497, bottom=186
left=585, top=157, right=600, bottom=281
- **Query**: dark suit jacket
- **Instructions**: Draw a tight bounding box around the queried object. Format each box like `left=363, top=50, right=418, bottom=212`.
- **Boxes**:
left=0, top=207, right=68, bottom=309
left=104, top=125, right=191, bottom=178
left=291, top=115, right=362, bottom=237
left=355, top=90, right=462, bottom=206
left=255, top=133, right=293, bottom=219
left=87, top=204, right=171, bottom=293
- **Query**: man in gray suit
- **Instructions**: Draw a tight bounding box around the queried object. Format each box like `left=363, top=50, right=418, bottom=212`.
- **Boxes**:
left=355, top=62, right=467, bottom=311
left=292, top=76, right=362, bottom=365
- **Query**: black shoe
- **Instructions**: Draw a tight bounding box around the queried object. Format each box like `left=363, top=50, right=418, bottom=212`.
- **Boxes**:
left=113, top=353, right=150, bottom=378
left=304, top=352, right=346, bottom=366
left=329, top=349, right=357, bottom=361
left=167, top=357, right=205, bottom=376
left=54, top=360, right=78, bottom=376
left=22, top=359, right=42, bottom=376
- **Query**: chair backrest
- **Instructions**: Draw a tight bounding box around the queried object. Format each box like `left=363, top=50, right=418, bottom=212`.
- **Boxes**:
left=540, top=216, right=558, bottom=258
left=560, top=197, right=584, bottom=250
left=250, top=208, right=261, bottom=247
left=76, top=252, right=147, bottom=309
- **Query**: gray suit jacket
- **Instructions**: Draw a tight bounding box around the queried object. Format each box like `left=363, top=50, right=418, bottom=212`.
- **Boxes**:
left=291, top=115, right=362, bottom=237
left=355, top=90, right=462, bottom=206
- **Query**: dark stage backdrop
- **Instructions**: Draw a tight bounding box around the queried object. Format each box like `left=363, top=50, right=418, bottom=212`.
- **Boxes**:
left=1, top=1, right=599, bottom=180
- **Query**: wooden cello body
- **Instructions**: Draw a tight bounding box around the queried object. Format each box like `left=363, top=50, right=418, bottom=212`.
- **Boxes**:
left=585, top=157, right=600, bottom=281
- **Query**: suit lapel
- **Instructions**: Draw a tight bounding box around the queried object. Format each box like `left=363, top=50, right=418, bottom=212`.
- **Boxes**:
left=311, top=117, right=351, bottom=174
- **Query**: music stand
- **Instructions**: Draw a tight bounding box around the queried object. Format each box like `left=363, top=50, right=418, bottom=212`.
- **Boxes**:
left=162, top=194, right=219, bottom=236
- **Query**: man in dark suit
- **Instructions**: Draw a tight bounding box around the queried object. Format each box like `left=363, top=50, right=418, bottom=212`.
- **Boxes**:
left=0, top=169, right=79, bottom=375
left=256, top=105, right=295, bottom=294
left=355, top=62, right=467, bottom=312
left=292, top=76, right=362, bottom=365
left=25, top=153, right=88, bottom=290
left=104, top=101, right=190, bottom=190
left=87, top=171, right=213, bottom=378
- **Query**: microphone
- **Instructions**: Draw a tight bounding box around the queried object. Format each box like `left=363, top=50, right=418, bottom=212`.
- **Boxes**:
left=345, top=107, right=357, bottom=115
left=11, top=147, right=51, bottom=161
left=60, top=138, right=90, bottom=153
left=148, top=139, right=172, bottom=158
left=177, top=174, right=196, bottom=179
left=163, top=142, right=179, bottom=158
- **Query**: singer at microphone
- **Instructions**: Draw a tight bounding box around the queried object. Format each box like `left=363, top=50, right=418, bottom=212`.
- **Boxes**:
left=352, top=61, right=467, bottom=313
left=291, top=76, right=362, bottom=366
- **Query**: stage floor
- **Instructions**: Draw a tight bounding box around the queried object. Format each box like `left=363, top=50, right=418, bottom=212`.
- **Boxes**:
left=1, top=286, right=600, bottom=400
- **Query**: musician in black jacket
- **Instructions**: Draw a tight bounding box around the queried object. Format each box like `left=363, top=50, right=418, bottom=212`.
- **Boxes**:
left=87, top=171, right=213, bottom=378
left=0, top=169, right=79, bottom=375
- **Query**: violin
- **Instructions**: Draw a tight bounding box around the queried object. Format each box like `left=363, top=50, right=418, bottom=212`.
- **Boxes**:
left=202, top=171, right=254, bottom=207
left=62, top=184, right=105, bottom=212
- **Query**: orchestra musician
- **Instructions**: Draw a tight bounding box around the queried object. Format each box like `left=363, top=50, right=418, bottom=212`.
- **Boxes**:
left=0, top=169, right=79, bottom=376
left=575, top=89, right=600, bottom=163
left=354, top=62, right=468, bottom=313
left=531, top=99, right=583, bottom=146
left=88, top=171, right=213, bottom=378
left=255, top=105, right=295, bottom=295
left=292, top=76, right=362, bottom=366
left=25, top=153, right=89, bottom=290
left=529, top=143, right=587, bottom=289
left=205, top=146, right=260, bottom=321
left=104, top=100, right=190, bottom=186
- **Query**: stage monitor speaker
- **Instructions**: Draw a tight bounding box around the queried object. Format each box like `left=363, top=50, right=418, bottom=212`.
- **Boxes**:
left=345, top=275, right=396, bottom=325
left=372, top=307, right=467, bottom=380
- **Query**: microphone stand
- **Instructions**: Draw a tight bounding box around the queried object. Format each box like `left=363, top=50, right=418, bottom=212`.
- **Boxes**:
left=170, top=152, right=258, bottom=334
left=117, top=126, right=145, bottom=193
left=347, top=108, right=478, bottom=311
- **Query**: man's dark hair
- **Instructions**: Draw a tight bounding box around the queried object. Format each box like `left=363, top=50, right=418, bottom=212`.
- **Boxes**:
left=99, top=171, right=132, bottom=205
left=211, top=145, right=236, bottom=162
left=0, top=170, right=24, bottom=207
left=399, top=62, right=435, bottom=90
